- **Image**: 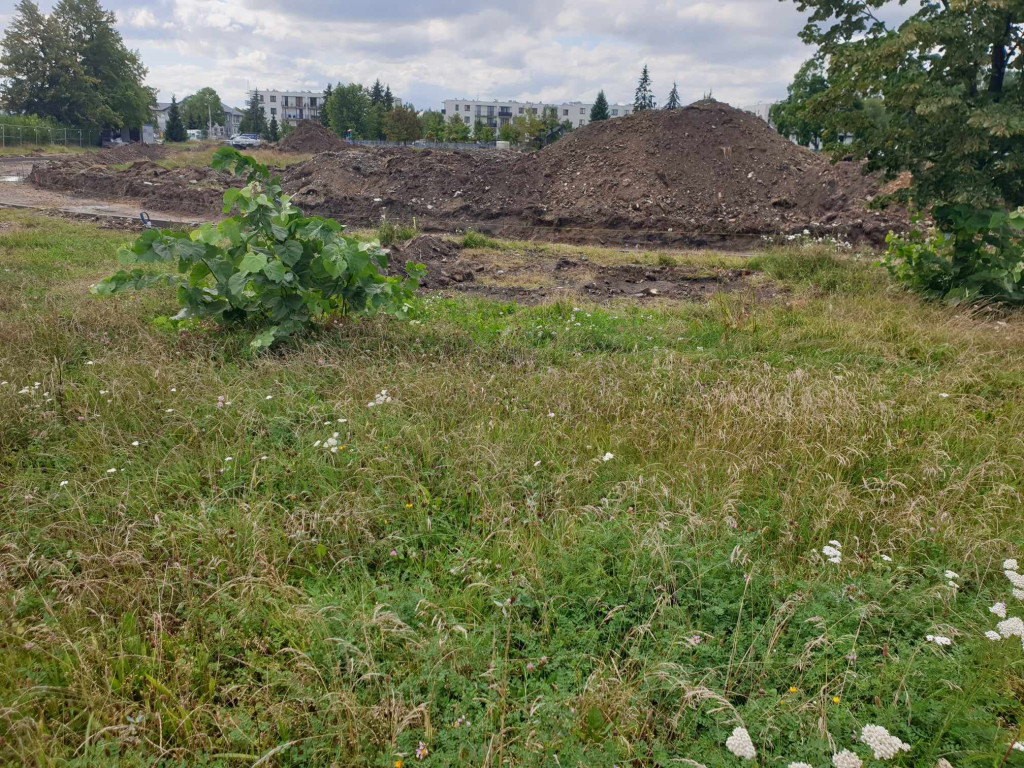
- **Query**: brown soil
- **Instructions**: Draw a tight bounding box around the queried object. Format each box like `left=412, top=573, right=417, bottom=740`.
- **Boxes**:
left=30, top=101, right=907, bottom=247
left=275, top=122, right=349, bottom=153
left=390, top=235, right=779, bottom=304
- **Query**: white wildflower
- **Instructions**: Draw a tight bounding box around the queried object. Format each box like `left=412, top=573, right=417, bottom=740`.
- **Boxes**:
left=991, top=602, right=1007, bottom=618
left=832, top=749, right=863, bottom=768
left=860, top=724, right=911, bottom=760
left=165, top=408, right=174, bottom=413
left=1014, top=742, right=1024, bottom=752
left=789, top=764, right=814, bottom=768
left=59, top=480, right=68, bottom=487
left=725, top=727, right=756, bottom=760
left=926, top=635, right=953, bottom=646
left=534, top=461, right=541, bottom=467
left=1005, top=570, right=1024, bottom=589
left=602, top=452, right=614, bottom=462
left=105, top=468, right=116, bottom=474
left=85, top=360, right=94, bottom=365
left=1015, top=589, right=1024, bottom=601
left=881, top=554, right=892, bottom=562
left=944, top=570, right=959, bottom=581
left=368, top=389, right=392, bottom=407
left=829, top=540, right=842, bottom=548
left=225, top=457, right=232, bottom=462
left=985, top=631, right=1002, bottom=641
left=822, top=545, right=842, bottom=564
left=996, top=617, right=1024, bottom=639
left=265, top=395, right=273, bottom=400
left=1005, top=559, right=1019, bottom=571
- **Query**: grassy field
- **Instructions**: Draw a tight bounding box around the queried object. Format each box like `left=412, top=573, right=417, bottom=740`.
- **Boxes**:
left=1, top=210, right=1022, bottom=767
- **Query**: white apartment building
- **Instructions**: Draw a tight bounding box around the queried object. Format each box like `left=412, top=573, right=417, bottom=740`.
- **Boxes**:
left=442, top=99, right=634, bottom=134
left=249, top=89, right=325, bottom=127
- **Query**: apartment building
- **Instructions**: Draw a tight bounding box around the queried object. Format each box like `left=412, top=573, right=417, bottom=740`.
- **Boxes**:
left=249, top=89, right=326, bottom=127
left=442, top=99, right=634, bottom=135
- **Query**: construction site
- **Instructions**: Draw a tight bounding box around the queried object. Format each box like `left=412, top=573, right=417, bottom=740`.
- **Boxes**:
left=21, top=101, right=905, bottom=249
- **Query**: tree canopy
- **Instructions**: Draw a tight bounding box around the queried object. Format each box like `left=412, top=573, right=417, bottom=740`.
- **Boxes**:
left=181, top=87, right=225, bottom=130
left=0, top=0, right=154, bottom=130
left=590, top=90, right=610, bottom=121
left=634, top=65, right=655, bottom=111
left=768, top=59, right=829, bottom=148
left=383, top=103, right=422, bottom=142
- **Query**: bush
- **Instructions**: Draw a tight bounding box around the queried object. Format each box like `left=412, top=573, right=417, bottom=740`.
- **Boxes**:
left=882, top=207, right=1024, bottom=305
left=377, top=216, right=418, bottom=247
left=92, top=147, right=425, bottom=349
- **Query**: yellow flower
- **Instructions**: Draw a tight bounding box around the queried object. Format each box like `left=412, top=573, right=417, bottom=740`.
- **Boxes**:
left=383, top=518, right=388, bottom=524
left=395, top=761, right=403, bottom=768
left=832, top=696, right=841, bottom=704
left=406, top=503, right=413, bottom=508
left=789, top=686, right=798, bottom=694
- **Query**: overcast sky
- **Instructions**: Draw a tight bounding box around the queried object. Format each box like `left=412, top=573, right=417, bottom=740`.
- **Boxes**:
left=2, top=1, right=881, bottom=110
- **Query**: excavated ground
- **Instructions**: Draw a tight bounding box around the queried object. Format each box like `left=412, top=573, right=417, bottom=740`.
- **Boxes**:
left=29, top=101, right=906, bottom=247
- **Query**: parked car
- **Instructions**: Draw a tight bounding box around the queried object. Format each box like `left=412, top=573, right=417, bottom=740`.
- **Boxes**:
left=226, top=134, right=261, bottom=149
left=101, top=137, right=126, bottom=148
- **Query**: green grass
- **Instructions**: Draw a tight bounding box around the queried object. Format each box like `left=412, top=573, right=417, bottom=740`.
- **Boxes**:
left=1, top=210, right=1023, bottom=767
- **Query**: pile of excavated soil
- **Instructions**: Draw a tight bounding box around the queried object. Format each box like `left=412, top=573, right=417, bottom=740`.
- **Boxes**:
left=31, top=102, right=906, bottom=245
left=29, top=157, right=237, bottom=215
left=94, top=144, right=169, bottom=164
left=275, top=122, right=349, bottom=153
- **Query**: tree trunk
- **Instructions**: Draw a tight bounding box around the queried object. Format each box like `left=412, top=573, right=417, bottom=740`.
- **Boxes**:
left=987, top=15, right=1013, bottom=97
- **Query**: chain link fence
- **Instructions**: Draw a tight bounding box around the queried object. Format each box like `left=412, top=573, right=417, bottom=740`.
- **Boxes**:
left=0, top=124, right=102, bottom=149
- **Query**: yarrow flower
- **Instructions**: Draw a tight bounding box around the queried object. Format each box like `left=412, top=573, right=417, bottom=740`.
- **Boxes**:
left=1005, top=559, right=1019, bottom=571
left=1013, top=742, right=1024, bottom=752
left=859, top=725, right=911, bottom=760
left=368, top=389, right=392, bottom=408
left=880, top=554, right=892, bottom=562
left=832, top=749, right=863, bottom=768
left=602, top=452, right=614, bottom=462
left=822, top=545, right=842, bottom=564
left=926, top=634, right=953, bottom=646
left=991, top=602, right=1007, bottom=618
left=985, top=631, right=1002, bottom=641
left=788, top=764, right=814, bottom=768
left=1015, top=589, right=1024, bottom=601
left=996, top=617, right=1024, bottom=639
left=1005, top=570, right=1024, bottom=590
left=725, top=727, right=756, bottom=760
left=944, top=570, right=960, bottom=581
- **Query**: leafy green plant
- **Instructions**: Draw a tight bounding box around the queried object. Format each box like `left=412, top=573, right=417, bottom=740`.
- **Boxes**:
left=377, top=215, right=418, bottom=247
left=92, top=147, right=425, bottom=349
left=883, top=207, right=1024, bottom=305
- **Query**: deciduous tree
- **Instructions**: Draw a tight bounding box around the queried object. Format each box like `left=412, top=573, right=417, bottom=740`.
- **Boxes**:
left=383, top=103, right=422, bottom=142
left=768, top=59, right=828, bottom=148
left=181, top=87, right=225, bottom=131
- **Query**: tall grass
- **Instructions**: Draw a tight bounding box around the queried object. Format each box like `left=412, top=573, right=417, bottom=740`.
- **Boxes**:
left=0, top=211, right=1022, bottom=767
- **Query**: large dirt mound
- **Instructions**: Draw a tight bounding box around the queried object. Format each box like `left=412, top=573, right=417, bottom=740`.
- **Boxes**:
left=275, top=122, right=349, bottom=153
left=31, top=102, right=906, bottom=245
left=94, top=144, right=169, bottom=164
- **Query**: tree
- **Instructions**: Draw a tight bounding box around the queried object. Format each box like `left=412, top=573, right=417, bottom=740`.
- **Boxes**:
left=498, top=123, right=517, bottom=143
left=181, top=87, right=225, bottom=131
left=239, top=88, right=267, bottom=136
left=369, top=79, right=384, bottom=106
left=510, top=111, right=546, bottom=144
left=54, top=0, right=154, bottom=130
left=634, top=65, right=655, bottom=111
left=164, top=95, right=186, bottom=142
left=473, top=120, right=495, bottom=142
left=0, top=0, right=153, bottom=131
left=383, top=85, right=394, bottom=111
left=768, top=59, right=829, bottom=149
left=320, top=83, right=332, bottom=126
left=443, top=113, right=471, bottom=142
left=787, top=0, right=1024, bottom=303
left=324, top=82, right=370, bottom=137
left=364, top=102, right=386, bottom=140
left=267, top=114, right=279, bottom=142
left=383, top=103, right=422, bottom=142
left=420, top=110, right=445, bottom=140
left=664, top=82, right=681, bottom=110
left=590, top=90, right=610, bottom=121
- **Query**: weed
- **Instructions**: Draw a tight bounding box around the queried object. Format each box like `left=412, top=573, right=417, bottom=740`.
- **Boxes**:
left=461, top=229, right=502, bottom=249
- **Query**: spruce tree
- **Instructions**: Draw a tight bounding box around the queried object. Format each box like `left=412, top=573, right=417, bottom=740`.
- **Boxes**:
left=267, top=114, right=279, bottom=142
left=369, top=79, right=384, bottom=106
left=634, top=65, right=655, bottom=111
left=320, top=83, right=332, bottom=125
left=590, top=90, right=610, bottom=121
left=664, top=81, right=681, bottom=110
left=239, top=88, right=266, bottom=136
left=164, top=95, right=186, bottom=141
left=383, top=85, right=394, bottom=111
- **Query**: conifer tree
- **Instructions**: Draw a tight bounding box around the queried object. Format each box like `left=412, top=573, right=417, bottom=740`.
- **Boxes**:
left=665, top=81, right=681, bottom=110
left=369, top=79, right=384, bottom=106
left=590, top=90, right=610, bottom=121
left=634, top=65, right=655, bottom=111
left=320, top=83, right=332, bottom=126
left=267, top=114, right=279, bottom=142
left=383, top=84, right=394, bottom=111
left=164, top=95, right=186, bottom=141
left=239, top=88, right=267, bottom=136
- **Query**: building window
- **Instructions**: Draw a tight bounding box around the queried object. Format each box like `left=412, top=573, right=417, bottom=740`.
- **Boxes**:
left=464, top=104, right=470, bottom=111
left=563, top=109, right=568, bottom=116
left=579, top=119, right=584, bottom=125
left=270, top=95, right=276, bottom=102
left=271, top=107, right=276, bottom=115
left=258, top=94, right=264, bottom=102
left=529, top=108, right=537, bottom=115
left=310, top=97, right=317, bottom=106
left=580, top=108, right=585, bottom=115
left=464, top=116, right=470, bottom=124
left=282, top=96, right=289, bottom=106
left=611, top=109, right=618, bottom=116
left=518, top=107, right=524, bottom=114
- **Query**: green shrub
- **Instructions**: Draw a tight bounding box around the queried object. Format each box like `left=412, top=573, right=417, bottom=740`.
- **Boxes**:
left=92, top=147, right=425, bottom=349
left=882, top=207, right=1024, bottom=305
